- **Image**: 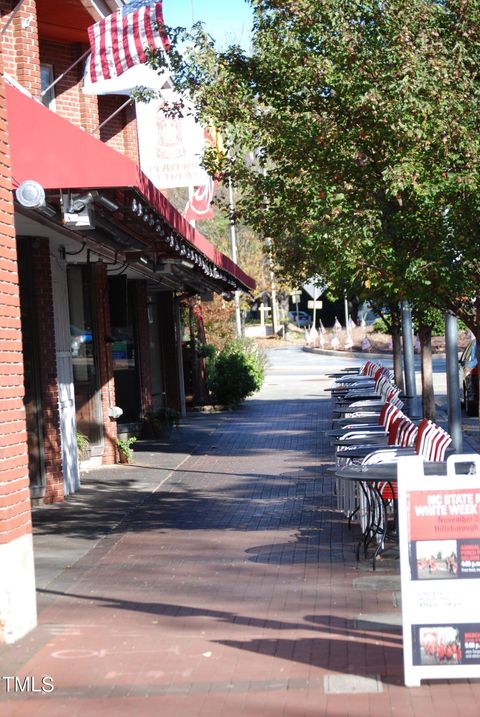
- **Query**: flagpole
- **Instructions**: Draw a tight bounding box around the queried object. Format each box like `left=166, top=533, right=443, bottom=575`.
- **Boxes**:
left=90, top=97, right=132, bottom=134
left=1, top=0, right=25, bottom=37
left=187, top=186, right=196, bottom=229
left=40, top=50, right=90, bottom=98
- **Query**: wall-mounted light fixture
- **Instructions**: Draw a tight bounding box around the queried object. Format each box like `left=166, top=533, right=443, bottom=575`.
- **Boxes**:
left=15, top=179, right=57, bottom=218
left=62, top=191, right=95, bottom=230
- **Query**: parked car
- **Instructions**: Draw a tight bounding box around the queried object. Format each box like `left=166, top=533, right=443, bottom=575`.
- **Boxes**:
left=459, top=339, right=478, bottom=416
left=288, top=310, right=312, bottom=327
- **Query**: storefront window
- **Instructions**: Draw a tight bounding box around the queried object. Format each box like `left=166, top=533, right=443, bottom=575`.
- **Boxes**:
left=67, top=266, right=103, bottom=448
left=40, top=64, right=55, bottom=110
left=108, top=277, right=141, bottom=422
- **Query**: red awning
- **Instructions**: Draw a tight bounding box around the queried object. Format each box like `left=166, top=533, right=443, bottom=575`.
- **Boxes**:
left=6, top=83, right=255, bottom=291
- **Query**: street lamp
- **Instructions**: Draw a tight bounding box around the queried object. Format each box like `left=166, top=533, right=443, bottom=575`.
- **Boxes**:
left=227, top=172, right=242, bottom=337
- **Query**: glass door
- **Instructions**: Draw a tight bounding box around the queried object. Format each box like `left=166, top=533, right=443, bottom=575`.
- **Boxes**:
left=67, top=265, right=104, bottom=452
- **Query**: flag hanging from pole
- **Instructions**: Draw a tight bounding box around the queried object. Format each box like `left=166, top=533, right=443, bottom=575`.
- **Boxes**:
left=83, top=0, right=169, bottom=95
left=182, top=128, right=221, bottom=223
left=183, top=178, right=217, bottom=224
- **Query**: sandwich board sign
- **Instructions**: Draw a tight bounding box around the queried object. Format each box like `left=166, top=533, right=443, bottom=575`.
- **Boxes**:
left=397, top=454, right=480, bottom=687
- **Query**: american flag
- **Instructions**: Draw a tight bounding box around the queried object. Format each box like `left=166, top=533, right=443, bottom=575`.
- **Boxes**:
left=84, top=1, right=169, bottom=87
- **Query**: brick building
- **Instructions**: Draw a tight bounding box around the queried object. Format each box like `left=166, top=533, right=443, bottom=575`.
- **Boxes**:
left=0, top=0, right=254, bottom=644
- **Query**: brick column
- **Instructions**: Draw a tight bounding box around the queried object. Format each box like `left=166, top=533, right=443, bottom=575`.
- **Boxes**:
left=124, top=104, right=139, bottom=163
left=0, top=64, right=36, bottom=643
left=31, top=240, right=63, bottom=504
left=93, top=263, right=118, bottom=464
left=13, top=0, right=41, bottom=96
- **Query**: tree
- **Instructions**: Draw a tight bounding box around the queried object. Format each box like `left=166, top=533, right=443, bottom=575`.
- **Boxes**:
left=150, top=1, right=480, bottom=393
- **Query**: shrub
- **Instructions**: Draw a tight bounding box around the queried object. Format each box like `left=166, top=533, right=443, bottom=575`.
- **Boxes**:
left=372, top=309, right=468, bottom=337
left=117, top=436, right=137, bottom=463
left=207, top=338, right=266, bottom=405
left=76, top=432, right=90, bottom=461
left=143, top=408, right=180, bottom=438
left=372, top=317, right=390, bottom=334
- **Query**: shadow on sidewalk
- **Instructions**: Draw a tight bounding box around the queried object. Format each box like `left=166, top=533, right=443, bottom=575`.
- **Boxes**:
left=215, top=636, right=404, bottom=684
left=36, top=587, right=403, bottom=683
left=32, top=464, right=337, bottom=541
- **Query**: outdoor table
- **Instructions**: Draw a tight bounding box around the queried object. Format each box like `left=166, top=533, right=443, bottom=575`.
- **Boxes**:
left=335, top=462, right=413, bottom=568
left=334, top=444, right=414, bottom=458
left=332, top=401, right=386, bottom=423
left=324, top=378, right=376, bottom=391
left=334, top=460, right=474, bottom=569
left=332, top=413, right=384, bottom=426
left=334, top=391, right=381, bottom=404
left=326, top=425, right=385, bottom=438
left=327, top=368, right=362, bottom=378
left=334, top=399, right=385, bottom=412
left=333, top=436, right=391, bottom=448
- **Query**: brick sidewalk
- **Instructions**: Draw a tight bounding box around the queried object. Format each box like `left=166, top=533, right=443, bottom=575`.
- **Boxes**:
left=1, top=349, right=480, bottom=715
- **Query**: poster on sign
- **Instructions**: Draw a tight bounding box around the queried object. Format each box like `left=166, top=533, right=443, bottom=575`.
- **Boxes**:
left=397, top=454, right=480, bottom=686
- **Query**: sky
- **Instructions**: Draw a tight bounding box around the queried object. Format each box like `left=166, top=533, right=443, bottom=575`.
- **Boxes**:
left=162, top=0, right=253, bottom=50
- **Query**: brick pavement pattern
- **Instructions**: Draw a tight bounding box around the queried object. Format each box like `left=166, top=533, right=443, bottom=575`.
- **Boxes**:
left=1, top=348, right=480, bottom=716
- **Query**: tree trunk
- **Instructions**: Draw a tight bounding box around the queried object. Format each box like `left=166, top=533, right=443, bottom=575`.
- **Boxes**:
left=419, top=323, right=435, bottom=420
left=391, top=305, right=404, bottom=393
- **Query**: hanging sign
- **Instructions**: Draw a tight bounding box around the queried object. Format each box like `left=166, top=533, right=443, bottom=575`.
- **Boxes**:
left=397, top=454, right=480, bottom=687
left=136, top=88, right=209, bottom=189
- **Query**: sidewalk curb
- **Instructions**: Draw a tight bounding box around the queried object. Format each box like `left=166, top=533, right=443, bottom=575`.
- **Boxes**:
left=303, top=345, right=392, bottom=360
left=302, top=346, right=447, bottom=360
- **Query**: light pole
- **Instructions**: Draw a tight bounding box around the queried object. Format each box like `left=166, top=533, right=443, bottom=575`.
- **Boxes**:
left=266, top=236, right=279, bottom=335
left=344, top=293, right=350, bottom=340
left=291, top=289, right=301, bottom=323
left=227, top=175, right=242, bottom=337
left=402, top=301, right=419, bottom=417
left=445, top=311, right=463, bottom=452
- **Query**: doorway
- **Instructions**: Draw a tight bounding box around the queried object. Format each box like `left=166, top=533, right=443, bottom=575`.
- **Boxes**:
left=17, top=238, right=45, bottom=498
left=67, top=265, right=104, bottom=453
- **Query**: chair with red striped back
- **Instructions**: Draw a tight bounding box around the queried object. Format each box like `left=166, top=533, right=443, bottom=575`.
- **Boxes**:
left=415, top=420, right=452, bottom=461
left=426, top=425, right=452, bottom=461
left=414, top=419, right=433, bottom=457
left=369, top=361, right=382, bottom=376
left=393, top=416, right=418, bottom=448
left=359, top=361, right=372, bottom=376
left=378, top=401, right=403, bottom=431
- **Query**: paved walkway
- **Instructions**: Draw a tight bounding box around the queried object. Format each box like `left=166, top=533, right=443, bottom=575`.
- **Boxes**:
left=1, top=347, right=480, bottom=715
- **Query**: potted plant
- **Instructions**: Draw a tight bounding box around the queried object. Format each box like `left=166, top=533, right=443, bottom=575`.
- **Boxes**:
left=142, top=407, right=180, bottom=439
left=117, top=436, right=137, bottom=464
left=76, top=432, right=90, bottom=462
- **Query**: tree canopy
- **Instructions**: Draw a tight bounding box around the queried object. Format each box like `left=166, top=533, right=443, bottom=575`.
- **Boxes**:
left=149, top=0, right=480, bottom=333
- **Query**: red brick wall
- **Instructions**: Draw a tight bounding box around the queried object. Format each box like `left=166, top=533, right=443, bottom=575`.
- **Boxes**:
left=0, top=0, right=42, bottom=95
left=40, top=39, right=86, bottom=126
left=98, top=95, right=139, bottom=161
left=93, top=263, right=118, bottom=464
left=133, top=281, right=152, bottom=416
left=0, top=64, right=31, bottom=542
left=31, top=241, right=63, bottom=504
